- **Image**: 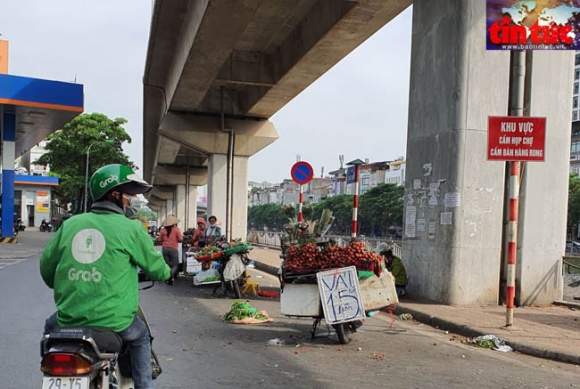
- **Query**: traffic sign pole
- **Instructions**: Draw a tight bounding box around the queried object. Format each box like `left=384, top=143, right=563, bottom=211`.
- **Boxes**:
left=298, top=184, right=304, bottom=222
left=351, top=164, right=360, bottom=240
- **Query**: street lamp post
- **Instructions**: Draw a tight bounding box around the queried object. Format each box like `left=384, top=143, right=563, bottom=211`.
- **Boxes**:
left=84, top=140, right=114, bottom=213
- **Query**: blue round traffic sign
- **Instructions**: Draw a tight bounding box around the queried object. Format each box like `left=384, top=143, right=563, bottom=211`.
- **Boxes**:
left=291, top=161, right=314, bottom=185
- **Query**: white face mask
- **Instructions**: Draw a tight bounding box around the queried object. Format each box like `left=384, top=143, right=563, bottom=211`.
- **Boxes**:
left=123, top=194, right=140, bottom=208
left=122, top=194, right=140, bottom=219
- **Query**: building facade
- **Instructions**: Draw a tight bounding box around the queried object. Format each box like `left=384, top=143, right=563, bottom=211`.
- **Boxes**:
left=0, top=174, right=58, bottom=228
left=384, top=158, right=406, bottom=186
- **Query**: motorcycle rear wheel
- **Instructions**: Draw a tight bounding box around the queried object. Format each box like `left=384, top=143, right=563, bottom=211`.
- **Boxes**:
left=333, top=323, right=350, bottom=344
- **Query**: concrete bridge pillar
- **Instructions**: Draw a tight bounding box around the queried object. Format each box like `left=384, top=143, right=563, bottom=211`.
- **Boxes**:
left=160, top=205, right=167, bottom=226
left=404, top=0, right=572, bottom=306
left=165, top=199, right=174, bottom=219
left=207, top=154, right=249, bottom=240
left=175, top=184, right=198, bottom=231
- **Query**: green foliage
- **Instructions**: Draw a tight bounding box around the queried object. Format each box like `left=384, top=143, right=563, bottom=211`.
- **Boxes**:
left=248, top=183, right=404, bottom=236
left=247, top=203, right=288, bottom=231
left=358, top=184, right=404, bottom=236
left=312, top=194, right=354, bottom=235
left=34, top=113, right=134, bottom=212
left=568, top=174, right=580, bottom=229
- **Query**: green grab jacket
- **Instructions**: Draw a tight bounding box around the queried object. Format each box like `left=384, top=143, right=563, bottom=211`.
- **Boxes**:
left=40, top=202, right=171, bottom=332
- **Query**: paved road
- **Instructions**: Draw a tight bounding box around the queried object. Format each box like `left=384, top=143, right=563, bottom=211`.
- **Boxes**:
left=0, top=229, right=50, bottom=269
left=3, top=236, right=580, bottom=388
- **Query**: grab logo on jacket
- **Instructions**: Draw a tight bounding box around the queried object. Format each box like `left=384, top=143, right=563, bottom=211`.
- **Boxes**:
left=71, top=228, right=106, bottom=264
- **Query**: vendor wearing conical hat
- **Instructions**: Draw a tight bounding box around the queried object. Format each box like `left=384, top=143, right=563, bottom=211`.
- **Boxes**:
left=158, top=215, right=183, bottom=285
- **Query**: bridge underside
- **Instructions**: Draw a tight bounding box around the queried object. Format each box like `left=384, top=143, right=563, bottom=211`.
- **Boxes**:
left=143, top=0, right=412, bottom=184
left=143, top=0, right=411, bottom=233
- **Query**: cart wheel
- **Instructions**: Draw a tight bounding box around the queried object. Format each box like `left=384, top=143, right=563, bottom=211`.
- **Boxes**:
left=231, top=280, right=242, bottom=299
left=348, top=320, right=363, bottom=333
left=333, top=323, right=350, bottom=344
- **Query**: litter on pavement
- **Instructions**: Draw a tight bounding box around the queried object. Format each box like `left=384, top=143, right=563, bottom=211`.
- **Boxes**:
left=472, top=335, right=513, bottom=352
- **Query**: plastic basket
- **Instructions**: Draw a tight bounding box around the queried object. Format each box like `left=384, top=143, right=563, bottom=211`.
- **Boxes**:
left=223, top=243, right=252, bottom=256
left=196, top=251, right=223, bottom=262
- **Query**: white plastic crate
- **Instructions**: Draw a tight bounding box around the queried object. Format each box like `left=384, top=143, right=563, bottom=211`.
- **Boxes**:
left=185, top=255, right=202, bottom=274
left=359, top=271, right=398, bottom=310
left=280, top=283, right=321, bottom=317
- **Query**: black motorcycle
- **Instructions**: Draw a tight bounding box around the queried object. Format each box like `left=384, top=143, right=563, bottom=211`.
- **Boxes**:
left=40, top=272, right=162, bottom=388
left=213, top=240, right=251, bottom=298
left=40, top=219, right=52, bottom=232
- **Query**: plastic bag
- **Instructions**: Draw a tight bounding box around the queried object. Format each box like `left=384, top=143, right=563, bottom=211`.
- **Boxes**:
left=193, top=268, right=220, bottom=285
left=223, top=254, right=246, bottom=281
left=472, top=335, right=513, bottom=352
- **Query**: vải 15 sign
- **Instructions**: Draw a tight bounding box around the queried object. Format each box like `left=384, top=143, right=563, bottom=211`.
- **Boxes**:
left=487, top=116, right=546, bottom=162
left=486, top=1, right=580, bottom=50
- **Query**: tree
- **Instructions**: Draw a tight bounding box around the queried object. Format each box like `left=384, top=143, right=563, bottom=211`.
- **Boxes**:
left=247, top=183, right=404, bottom=237
left=569, top=174, right=580, bottom=238
left=312, top=195, right=354, bottom=235
left=247, top=203, right=288, bottom=231
left=35, top=113, right=134, bottom=213
left=358, top=184, right=404, bottom=237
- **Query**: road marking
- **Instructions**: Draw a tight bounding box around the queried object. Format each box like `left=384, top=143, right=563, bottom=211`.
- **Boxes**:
left=0, top=258, right=27, bottom=270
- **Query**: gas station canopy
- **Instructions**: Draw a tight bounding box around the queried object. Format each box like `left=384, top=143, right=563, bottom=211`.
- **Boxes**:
left=0, top=73, right=83, bottom=157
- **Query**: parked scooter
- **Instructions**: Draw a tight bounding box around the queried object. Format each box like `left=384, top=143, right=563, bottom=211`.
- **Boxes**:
left=0, top=213, right=20, bottom=237
left=14, top=216, right=25, bottom=232
left=40, top=272, right=162, bottom=388
left=39, top=219, right=52, bottom=232
left=213, top=238, right=251, bottom=299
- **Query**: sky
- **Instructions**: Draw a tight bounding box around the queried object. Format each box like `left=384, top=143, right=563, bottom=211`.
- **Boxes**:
left=1, top=1, right=412, bottom=184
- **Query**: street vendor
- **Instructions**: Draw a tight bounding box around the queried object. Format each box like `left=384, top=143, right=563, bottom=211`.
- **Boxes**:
left=202, top=215, right=222, bottom=246
left=190, top=217, right=206, bottom=250
left=376, top=243, right=408, bottom=297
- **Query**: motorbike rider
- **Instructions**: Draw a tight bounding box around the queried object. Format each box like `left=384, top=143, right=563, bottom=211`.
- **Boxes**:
left=40, top=164, right=171, bottom=389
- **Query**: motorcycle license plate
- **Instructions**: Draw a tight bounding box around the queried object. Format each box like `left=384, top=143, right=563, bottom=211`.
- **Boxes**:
left=41, top=376, right=89, bottom=389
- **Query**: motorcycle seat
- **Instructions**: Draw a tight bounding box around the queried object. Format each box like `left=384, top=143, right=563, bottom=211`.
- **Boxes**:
left=48, top=327, right=123, bottom=354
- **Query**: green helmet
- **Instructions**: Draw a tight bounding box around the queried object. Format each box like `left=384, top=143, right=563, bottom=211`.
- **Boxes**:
left=90, top=164, right=152, bottom=200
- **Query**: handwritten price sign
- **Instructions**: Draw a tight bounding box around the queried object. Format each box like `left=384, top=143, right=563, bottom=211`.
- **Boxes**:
left=317, top=266, right=365, bottom=325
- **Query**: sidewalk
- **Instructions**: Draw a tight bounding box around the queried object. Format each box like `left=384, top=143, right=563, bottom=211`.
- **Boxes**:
left=250, top=246, right=580, bottom=366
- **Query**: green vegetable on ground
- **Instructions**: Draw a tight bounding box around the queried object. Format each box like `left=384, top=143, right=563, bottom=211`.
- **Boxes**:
left=471, top=339, right=495, bottom=349
left=224, top=301, right=269, bottom=322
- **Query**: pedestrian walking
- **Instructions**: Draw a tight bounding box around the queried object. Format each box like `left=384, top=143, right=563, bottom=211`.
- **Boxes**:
left=158, top=215, right=183, bottom=285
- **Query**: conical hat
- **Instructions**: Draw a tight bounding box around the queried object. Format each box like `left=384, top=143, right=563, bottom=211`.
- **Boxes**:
left=162, top=215, right=180, bottom=227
